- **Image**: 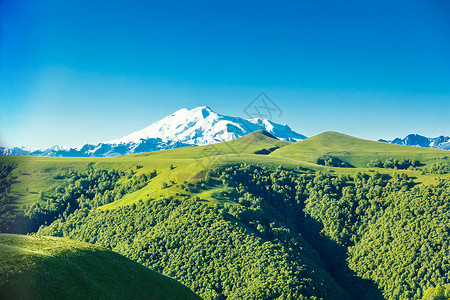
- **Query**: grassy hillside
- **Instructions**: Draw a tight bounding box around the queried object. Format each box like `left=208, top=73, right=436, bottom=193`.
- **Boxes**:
left=2, top=131, right=448, bottom=210
left=134, top=130, right=289, bottom=159
left=0, top=234, right=200, bottom=300
left=1, top=131, right=450, bottom=300
left=270, top=131, right=449, bottom=168
left=0, top=131, right=291, bottom=209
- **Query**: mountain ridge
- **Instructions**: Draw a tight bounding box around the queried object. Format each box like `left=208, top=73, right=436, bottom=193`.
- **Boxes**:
left=379, top=133, right=450, bottom=150
left=0, top=106, right=306, bottom=157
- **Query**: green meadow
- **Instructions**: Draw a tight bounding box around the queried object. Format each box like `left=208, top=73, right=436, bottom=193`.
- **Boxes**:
left=0, top=234, right=200, bottom=300
left=2, top=131, right=448, bottom=209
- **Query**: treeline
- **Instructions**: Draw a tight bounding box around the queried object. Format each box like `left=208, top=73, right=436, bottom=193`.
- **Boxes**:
left=0, top=164, right=20, bottom=232
left=367, top=158, right=421, bottom=170
left=317, top=155, right=353, bottom=168
left=0, top=166, right=157, bottom=233
left=421, top=162, right=450, bottom=175
left=367, top=159, right=450, bottom=174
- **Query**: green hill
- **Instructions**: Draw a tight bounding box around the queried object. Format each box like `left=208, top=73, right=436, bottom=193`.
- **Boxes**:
left=1, top=130, right=449, bottom=212
left=0, top=234, right=200, bottom=300
left=134, top=130, right=289, bottom=158
left=270, top=131, right=449, bottom=168
left=0, top=131, right=303, bottom=211
left=1, top=130, right=448, bottom=212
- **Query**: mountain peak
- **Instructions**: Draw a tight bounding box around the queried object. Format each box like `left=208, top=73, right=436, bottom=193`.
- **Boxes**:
left=2, top=106, right=307, bottom=157
left=109, top=106, right=306, bottom=146
left=193, top=105, right=213, bottom=111
left=190, top=106, right=215, bottom=118
left=173, top=106, right=214, bottom=117
left=379, top=134, right=450, bottom=150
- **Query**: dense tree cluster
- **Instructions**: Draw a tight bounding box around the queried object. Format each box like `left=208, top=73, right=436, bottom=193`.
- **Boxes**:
left=317, top=155, right=353, bottom=168
left=367, top=158, right=421, bottom=169
left=38, top=197, right=349, bottom=299
left=421, top=162, right=450, bottom=175
left=0, top=164, right=19, bottom=232
left=347, top=179, right=450, bottom=299
left=23, top=168, right=122, bottom=232
left=218, top=165, right=449, bottom=299
left=0, top=166, right=156, bottom=233
left=421, top=284, right=450, bottom=300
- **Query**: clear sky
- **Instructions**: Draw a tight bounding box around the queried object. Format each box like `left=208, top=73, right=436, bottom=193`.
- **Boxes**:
left=1, top=0, right=449, bottom=148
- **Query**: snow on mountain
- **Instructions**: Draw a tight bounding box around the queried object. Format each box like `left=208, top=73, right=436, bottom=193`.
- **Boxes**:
left=0, top=106, right=307, bottom=157
left=379, top=134, right=450, bottom=150
left=110, top=106, right=305, bottom=145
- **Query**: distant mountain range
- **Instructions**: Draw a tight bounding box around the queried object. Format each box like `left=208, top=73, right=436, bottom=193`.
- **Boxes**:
left=378, top=134, right=450, bottom=151
left=0, top=106, right=306, bottom=157
left=2, top=107, right=448, bottom=157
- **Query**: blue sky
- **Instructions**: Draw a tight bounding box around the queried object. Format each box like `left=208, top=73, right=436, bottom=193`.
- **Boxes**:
left=1, top=0, right=449, bottom=148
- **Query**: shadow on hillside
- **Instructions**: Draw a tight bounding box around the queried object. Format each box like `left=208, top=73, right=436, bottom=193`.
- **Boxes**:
left=10, top=176, right=20, bottom=184
left=254, top=146, right=280, bottom=155
left=6, top=195, right=23, bottom=205
left=300, top=216, right=385, bottom=300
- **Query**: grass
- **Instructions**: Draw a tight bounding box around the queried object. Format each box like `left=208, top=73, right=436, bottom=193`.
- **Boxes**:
left=270, top=131, right=450, bottom=168
left=1, top=130, right=449, bottom=210
left=0, top=234, right=201, bottom=300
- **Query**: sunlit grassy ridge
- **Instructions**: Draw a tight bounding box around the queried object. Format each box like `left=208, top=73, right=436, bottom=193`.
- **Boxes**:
left=1, top=130, right=448, bottom=210
left=270, top=131, right=449, bottom=167
left=0, top=234, right=200, bottom=300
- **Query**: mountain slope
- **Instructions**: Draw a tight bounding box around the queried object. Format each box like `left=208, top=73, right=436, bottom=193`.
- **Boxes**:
left=111, top=106, right=305, bottom=145
left=134, top=130, right=290, bottom=159
left=379, top=134, right=450, bottom=150
left=1, top=106, right=306, bottom=157
left=2, top=131, right=449, bottom=210
left=270, top=131, right=450, bottom=168
left=0, top=234, right=200, bottom=300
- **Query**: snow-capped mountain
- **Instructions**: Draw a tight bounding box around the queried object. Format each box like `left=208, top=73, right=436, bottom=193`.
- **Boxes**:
left=379, top=134, right=450, bottom=150
left=1, top=106, right=307, bottom=157
left=110, top=106, right=305, bottom=145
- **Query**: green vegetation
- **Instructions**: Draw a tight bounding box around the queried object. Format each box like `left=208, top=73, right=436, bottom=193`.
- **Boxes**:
left=270, top=131, right=449, bottom=169
left=0, top=164, right=18, bottom=232
left=34, top=164, right=449, bottom=299
left=38, top=196, right=349, bottom=299
left=367, top=157, right=421, bottom=169
left=0, top=234, right=200, bottom=300
left=421, top=285, right=450, bottom=300
left=317, top=155, right=354, bottom=168
left=422, top=162, right=450, bottom=175
left=1, top=131, right=450, bottom=300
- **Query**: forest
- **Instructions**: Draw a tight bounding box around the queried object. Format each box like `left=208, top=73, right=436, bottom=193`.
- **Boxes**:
left=1, top=160, right=447, bottom=299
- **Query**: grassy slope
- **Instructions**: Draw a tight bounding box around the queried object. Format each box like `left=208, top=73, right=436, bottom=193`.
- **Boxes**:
left=134, top=130, right=289, bottom=159
left=0, top=234, right=200, bottom=300
left=0, top=131, right=292, bottom=208
left=1, top=131, right=448, bottom=210
left=270, top=131, right=449, bottom=167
